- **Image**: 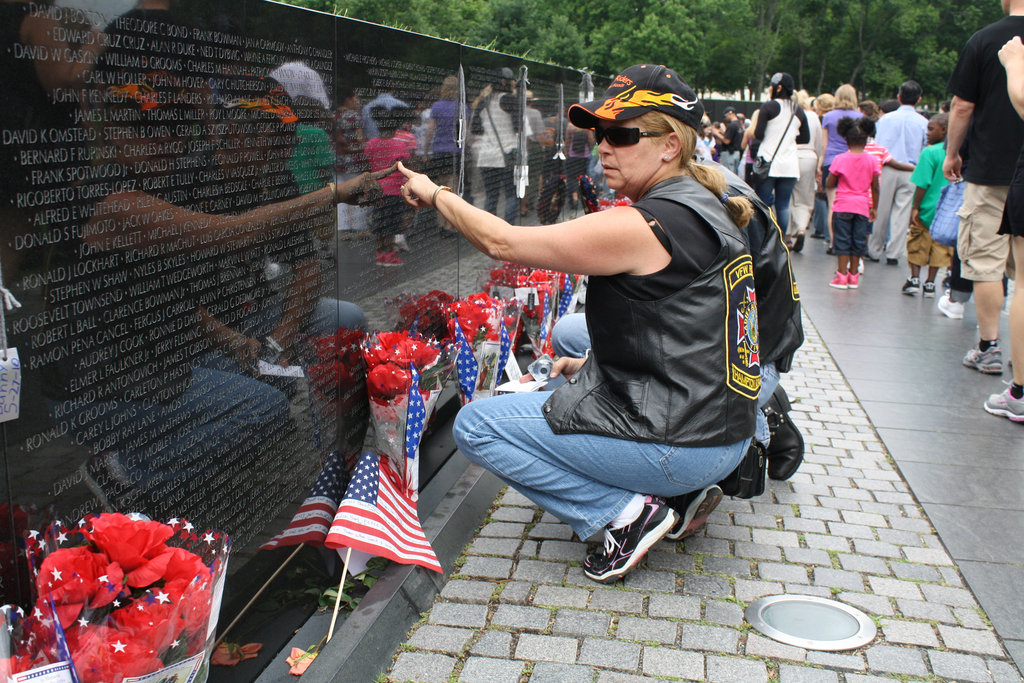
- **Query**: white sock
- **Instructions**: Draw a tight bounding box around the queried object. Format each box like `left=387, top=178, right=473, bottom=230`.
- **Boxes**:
left=609, top=494, right=646, bottom=529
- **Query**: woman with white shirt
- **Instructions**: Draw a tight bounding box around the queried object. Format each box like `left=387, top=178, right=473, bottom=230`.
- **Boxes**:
left=752, top=73, right=810, bottom=236
left=788, top=89, right=823, bottom=252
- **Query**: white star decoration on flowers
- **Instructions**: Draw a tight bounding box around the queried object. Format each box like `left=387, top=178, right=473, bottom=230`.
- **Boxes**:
left=98, top=574, right=107, bottom=583
left=56, top=530, right=68, bottom=543
left=50, top=567, right=62, bottom=581
left=183, top=522, right=194, bottom=532
left=172, top=639, right=180, bottom=648
left=156, top=591, right=170, bottom=604
left=112, top=641, right=127, bottom=653
left=33, top=607, right=43, bottom=619
left=168, top=518, right=179, bottom=526
left=127, top=513, right=147, bottom=521
left=78, top=617, right=89, bottom=628
left=203, top=532, right=216, bottom=544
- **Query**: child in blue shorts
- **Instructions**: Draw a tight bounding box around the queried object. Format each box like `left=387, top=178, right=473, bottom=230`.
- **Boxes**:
left=826, top=117, right=881, bottom=289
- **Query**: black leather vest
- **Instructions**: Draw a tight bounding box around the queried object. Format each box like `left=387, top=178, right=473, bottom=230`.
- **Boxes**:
left=717, top=164, right=804, bottom=372
left=543, top=176, right=758, bottom=447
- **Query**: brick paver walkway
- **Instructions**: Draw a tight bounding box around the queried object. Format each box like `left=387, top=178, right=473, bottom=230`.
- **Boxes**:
left=384, top=315, right=1023, bottom=682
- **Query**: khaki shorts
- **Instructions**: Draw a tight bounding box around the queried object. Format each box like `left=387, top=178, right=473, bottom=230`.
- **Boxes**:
left=957, top=183, right=1011, bottom=281
left=907, top=220, right=953, bottom=268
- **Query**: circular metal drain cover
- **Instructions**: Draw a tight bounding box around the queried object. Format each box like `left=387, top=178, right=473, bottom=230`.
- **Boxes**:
left=745, top=595, right=877, bottom=651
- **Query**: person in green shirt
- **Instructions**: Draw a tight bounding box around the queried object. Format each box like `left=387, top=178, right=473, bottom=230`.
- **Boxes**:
left=903, top=114, right=951, bottom=297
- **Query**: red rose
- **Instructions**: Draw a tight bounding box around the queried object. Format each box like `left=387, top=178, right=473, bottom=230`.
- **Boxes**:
left=35, top=546, right=124, bottom=627
left=365, top=332, right=439, bottom=371
left=159, top=546, right=207, bottom=583
left=366, top=364, right=411, bottom=404
left=67, top=624, right=164, bottom=683
left=85, top=514, right=173, bottom=578
left=108, top=593, right=180, bottom=653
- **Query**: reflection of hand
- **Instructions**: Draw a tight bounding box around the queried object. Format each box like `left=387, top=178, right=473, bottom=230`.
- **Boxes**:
left=334, top=166, right=395, bottom=205
left=227, top=335, right=260, bottom=375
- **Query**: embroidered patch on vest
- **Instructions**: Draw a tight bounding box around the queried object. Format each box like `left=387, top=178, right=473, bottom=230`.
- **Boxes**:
left=723, top=255, right=761, bottom=399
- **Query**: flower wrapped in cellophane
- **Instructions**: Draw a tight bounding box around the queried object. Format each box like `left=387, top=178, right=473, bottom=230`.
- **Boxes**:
left=362, top=332, right=454, bottom=496
left=21, top=513, right=229, bottom=683
left=445, top=293, right=520, bottom=403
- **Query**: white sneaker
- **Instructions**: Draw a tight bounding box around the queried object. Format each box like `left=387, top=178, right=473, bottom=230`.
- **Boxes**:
left=937, top=291, right=965, bottom=320
left=394, top=234, right=410, bottom=252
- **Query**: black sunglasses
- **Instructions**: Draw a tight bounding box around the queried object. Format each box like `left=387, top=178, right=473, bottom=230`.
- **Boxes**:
left=594, top=126, right=665, bottom=146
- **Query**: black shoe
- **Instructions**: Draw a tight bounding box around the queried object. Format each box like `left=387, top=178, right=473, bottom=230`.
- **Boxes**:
left=825, top=246, right=834, bottom=255
left=664, top=486, right=723, bottom=541
left=902, top=277, right=921, bottom=295
left=764, top=386, right=804, bottom=481
left=810, top=232, right=825, bottom=239
left=866, top=255, right=881, bottom=263
left=886, top=258, right=899, bottom=266
left=792, top=234, right=805, bottom=253
left=583, top=496, right=677, bottom=584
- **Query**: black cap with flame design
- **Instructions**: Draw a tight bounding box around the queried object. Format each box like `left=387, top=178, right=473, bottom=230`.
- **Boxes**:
left=569, top=64, right=704, bottom=132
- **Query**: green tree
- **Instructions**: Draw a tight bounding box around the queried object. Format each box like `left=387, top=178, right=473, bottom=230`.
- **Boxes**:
left=273, top=0, right=1009, bottom=104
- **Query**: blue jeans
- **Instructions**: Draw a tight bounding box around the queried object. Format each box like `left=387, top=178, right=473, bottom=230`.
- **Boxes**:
left=831, top=212, right=870, bottom=256
left=719, top=150, right=741, bottom=176
left=756, top=176, right=798, bottom=237
left=481, top=166, right=519, bottom=224
left=551, top=312, right=778, bottom=445
left=453, top=391, right=748, bottom=539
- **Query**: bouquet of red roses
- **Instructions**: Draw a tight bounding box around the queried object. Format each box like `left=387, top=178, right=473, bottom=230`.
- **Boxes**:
left=16, top=513, right=229, bottom=683
left=445, top=293, right=520, bottom=403
left=363, top=331, right=453, bottom=496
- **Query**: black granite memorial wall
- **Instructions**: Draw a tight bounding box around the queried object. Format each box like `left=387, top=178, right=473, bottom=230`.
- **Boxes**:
left=0, top=0, right=594, bottom=637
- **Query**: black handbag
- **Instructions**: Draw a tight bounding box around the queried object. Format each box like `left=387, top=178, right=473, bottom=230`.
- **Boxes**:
left=751, top=106, right=795, bottom=186
left=750, top=157, right=772, bottom=185
left=718, top=440, right=767, bottom=499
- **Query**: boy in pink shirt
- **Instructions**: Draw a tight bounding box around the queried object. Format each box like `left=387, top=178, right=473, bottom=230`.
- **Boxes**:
left=826, top=117, right=881, bottom=289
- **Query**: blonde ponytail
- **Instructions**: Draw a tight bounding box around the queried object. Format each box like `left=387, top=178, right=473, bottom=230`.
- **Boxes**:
left=636, top=111, right=754, bottom=229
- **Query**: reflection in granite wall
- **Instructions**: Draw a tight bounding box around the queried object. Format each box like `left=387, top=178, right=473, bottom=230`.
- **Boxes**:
left=0, top=0, right=589, bottom=614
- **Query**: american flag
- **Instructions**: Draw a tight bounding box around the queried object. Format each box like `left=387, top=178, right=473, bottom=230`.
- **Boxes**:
left=324, top=452, right=442, bottom=573
left=405, top=364, right=426, bottom=467
left=451, top=315, right=478, bottom=403
left=557, top=277, right=574, bottom=317
left=539, top=292, right=552, bottom=345
left=497, top=322, right=512, bottom=384
left=260, top=451, right=348, bottom=550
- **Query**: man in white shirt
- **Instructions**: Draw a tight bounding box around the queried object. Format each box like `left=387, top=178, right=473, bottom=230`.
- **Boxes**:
left=868, top=80, right=929, bottom=263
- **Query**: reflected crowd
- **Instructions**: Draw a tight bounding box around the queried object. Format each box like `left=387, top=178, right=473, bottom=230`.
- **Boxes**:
left=0, top=0, right=595, bottom=607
